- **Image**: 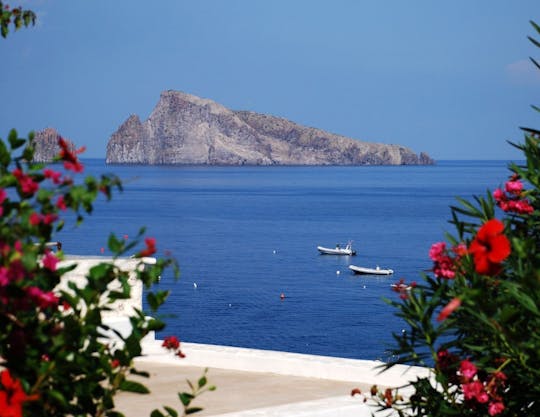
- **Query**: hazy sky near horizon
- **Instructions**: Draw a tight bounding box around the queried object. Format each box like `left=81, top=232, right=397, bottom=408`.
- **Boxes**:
left=2, top=1, right=540, bottom=160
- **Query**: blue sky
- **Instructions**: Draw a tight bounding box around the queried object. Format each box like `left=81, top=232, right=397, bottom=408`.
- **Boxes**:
left=1, top=1, right=539, bottom=160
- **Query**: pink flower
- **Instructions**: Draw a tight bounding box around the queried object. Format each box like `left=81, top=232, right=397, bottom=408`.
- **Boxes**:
left=437, top=297, right=461, bottom=322
left=433, top=255, right=456, bottom=279
left=27, top=286, right=59, bottom=309
left=12, top=168, right=39, bottom=195
left=429, top=242, right=465, bottom=279
left=43, top=213, right=58, bottom=225
left=29, top=212, right=58, bottom=226
left=0, top=189, right=6, bottom=217
left=429, top=242, right=446, bottom=261
left=42, top=250, right=58, bottom=271
left=505, top=180, right=523, bottom=195
left=56, top=195, right=67, bottom=211
left=514, top=199, right=534, bottom=214
left=43, top=169, right=62, bottom=184
left=436, top=349, right=459, bottom=374
left=8, top=260, right=26, bottom=283
left=460, top=359, right=477, bottom=380
left=488, top=401, right=505, bottom=416
left=493, top=188, right=506, bottom=203
left=462, top=380, right=485, bottom=401
left=29, top=212, right=41, bottom=226
left=0, top=267, right=9, bottom=286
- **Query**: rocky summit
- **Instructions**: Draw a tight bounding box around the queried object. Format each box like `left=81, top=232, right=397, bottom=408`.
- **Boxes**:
left=32, top=128, right=75, bottom=162
left=106, top=91, right=434, bottom=165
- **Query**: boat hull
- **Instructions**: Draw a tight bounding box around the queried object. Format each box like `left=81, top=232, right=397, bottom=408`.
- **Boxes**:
left=348, top=265, right=393, bottom=275
left=317, top=246, right=356, bottom=256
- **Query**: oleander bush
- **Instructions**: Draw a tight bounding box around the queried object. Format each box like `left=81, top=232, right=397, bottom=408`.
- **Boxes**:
left=0, top=4, right=213, bottom=416
left=367, top=20, right=540, bottom=417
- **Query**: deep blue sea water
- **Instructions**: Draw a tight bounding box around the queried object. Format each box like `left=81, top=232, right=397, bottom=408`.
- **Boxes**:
left=54, top=160, right=516, bottom=361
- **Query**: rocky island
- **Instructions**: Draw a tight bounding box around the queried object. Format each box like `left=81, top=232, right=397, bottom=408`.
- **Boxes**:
left=32, top=128, right=75, bottom=162
left=106, top=90, right=433, bottom=165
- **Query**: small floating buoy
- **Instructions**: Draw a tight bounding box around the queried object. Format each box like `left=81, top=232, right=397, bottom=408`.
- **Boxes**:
left=363, top=285, right=366, bottom=289
left=336, top=270, right=340, bottom=275
left=229, top=303, right=232, bottom=307
left=193, top=282, right=197, bottom=289
left=280, top=293, right=285, bottom=300
left=273, top=250, right=276, bottom=254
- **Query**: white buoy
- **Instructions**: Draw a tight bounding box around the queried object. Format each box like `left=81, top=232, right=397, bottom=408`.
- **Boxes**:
left=363, top=285, right=366, bottom=289
left=336, top=270, right=340, bottom=275
left=193, top=282, right=197, bottom=289
left=273, top=250, right=276, bottom=254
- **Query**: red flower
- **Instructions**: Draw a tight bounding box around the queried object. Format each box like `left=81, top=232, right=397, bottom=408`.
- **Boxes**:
left=460, top=359, right=477, bottom=380
left=43, top=169, right=62, bottom=184
left=29, top=212, right=41, bottom=226
left=429, top=242, right=465, bottom=279
left=26, top=286, right=59, bottom=309
left=42, top=250, right=58, bottom=271
left=437, top=297, right=461, bottom=322
left=162, top=335, right=180, bottom=350
left=505, top=180, right=523, bottom=195
left=138, top=237, right=156, bottom=257
left=12, top=168, right=39, bottom=195
left=488, top=401, right=505, bottom=416
left=56, top=195, right=67, bottom=211
left=462, top=380, right=487, bottom=402
left=469, top=219, right=511, bottom=275
left=58, top=137, right=85, bottom=173
left=0, top=369, right=37, bottom=417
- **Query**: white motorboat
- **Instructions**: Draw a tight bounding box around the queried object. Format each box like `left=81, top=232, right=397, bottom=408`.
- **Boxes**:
left=317, top=241, right=356, bottom=256
left=349, top=265, right=394, bottom=275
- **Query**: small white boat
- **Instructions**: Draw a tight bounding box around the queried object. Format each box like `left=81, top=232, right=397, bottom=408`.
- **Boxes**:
left=317, top=241, right=356, bottom=256
left=349, top=265, right=394, bottom=275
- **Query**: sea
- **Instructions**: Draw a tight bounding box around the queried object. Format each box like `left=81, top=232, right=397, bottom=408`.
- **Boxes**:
left=54, top=160, right=516, bottom=361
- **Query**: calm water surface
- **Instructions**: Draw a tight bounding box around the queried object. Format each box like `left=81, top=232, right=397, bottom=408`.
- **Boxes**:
left=56, top=160, right=514, bottom=360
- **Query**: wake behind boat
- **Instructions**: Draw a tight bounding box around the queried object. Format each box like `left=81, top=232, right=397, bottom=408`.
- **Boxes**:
left=349, top=264, right=394, bottom=275
left=317, top=241, right=356, bottom=256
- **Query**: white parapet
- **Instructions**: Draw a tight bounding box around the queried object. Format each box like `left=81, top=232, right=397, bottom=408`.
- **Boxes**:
left=139, top=339, right=429, bottom=389
left=56, top=255, right=146, bottom=317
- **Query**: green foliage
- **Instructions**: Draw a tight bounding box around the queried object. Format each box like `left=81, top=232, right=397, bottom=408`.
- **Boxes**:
left=1, top=3, right=210, bottom=415
left=0, top=132, right=210, bottom=417
left=372, top=21, right=540, bottom=417
left=0, top=1, right=35, bottom=38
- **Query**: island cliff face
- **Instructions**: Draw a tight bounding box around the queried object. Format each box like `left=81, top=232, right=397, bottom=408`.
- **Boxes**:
left=32, top=128, right=75, bottom=162
left=106, top=91, right=433, bottom=165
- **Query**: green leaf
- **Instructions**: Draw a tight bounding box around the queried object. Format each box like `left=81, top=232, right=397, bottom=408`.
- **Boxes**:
left=185, top=407, right=203, bottom=415
left=163, top=406, right=179, bottom=417
left=0, top=139, right=10, bottom=167
left=150, top=410, right=165, bottom=417
left=7, top=129, right=25, bottom=149
left=119, top=379, right=150, bottom=394
left=528, top=35, right=540, bottom=49
left=129, top=368, right=150, bottom=378
left=198, top=376, right=207, bottom=389
left=108, top=233, right=124, bottom=254
left=178, top=392, right=194, bottom=406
